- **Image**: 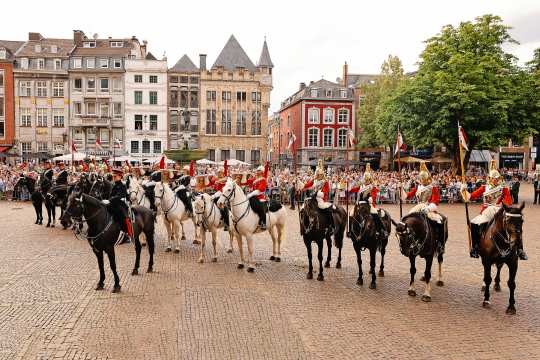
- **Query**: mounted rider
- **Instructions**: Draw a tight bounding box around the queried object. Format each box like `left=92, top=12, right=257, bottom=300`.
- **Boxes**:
left=55, top=162, right=69, bottom=186
left=303, top=160, right=335, bottom=233
left=462, top=160, right=527, bottom=260
left=173, top=162, right=195, bottom=216
left=246, top=164, right=268, bottom=231
left=209, top=164, right=230, bottom=231
left=103, top=169, right=133, bottom=243
left=41, top=160, right=54, bottom=188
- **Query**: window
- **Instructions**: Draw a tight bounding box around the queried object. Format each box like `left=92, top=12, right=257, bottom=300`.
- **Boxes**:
left=113, top=103, right=122, bottom=117
left=74, top=102, right=82, bottom=115
left=142, top=140, right=151, bottom=154
left=236, top=150, right=245, bottom=162
left=86, top=58, right=95, bottom=68
left=37, top=142, right=48, bottom=152
left=308, top=108, right=320, bottom=123
left=251, top=150, right=260, bottom=164
left=0, top=49, right=6, bottom=60
left=153, top=141, right=161, bottom=154
left=51, top=45, right=57, bottom=53
left=99, top=78, right=109, bottom=92
left=338, top=109, right=349, bottom=124
left=0, top=72, right=3, bottom=86
left=35, top=44, right=41, bottom=53
left=251, top=111, right=261, bottom=135
left=110, top=41, right=123, bottom=48
left=21, top=142, right=32, bottom=154
left=113, top=59, right=121, bottom=68
left=112, top=129, right=123, bottom=147
left=100, top=58, right=108, bottom=68
left=149, top=91, right=158, bottom=105
left=236, top=91, right=246, bottom=101
left=37, top=58, right=45, bottom=70
left=113, top=78, right=122, bottom=93
left=323, top=108, right=334, bottom=124
left=20, top=58, right=29, bottom=69
left=310, top=89, right=318, bottom=97
left=149, top=75, right=158, bottom=84
left=206, top=110, right=216, bottom=134
left=208, top=149, right=215, bottom=162
left=134, top=91, right=142, bottom=104
left=87, top=77, right=95, bottom=92
left=308, top=128, right=319, bottom=147
left=20, top=81, right=32, bottom=96
left=170, top=90, right=179, bottom=107
left=251, top=91, right=261, bottom=103
left=100, top=129, right=109, bottom=144
left=206, top=90, right=216, bottom=101
left=170, top=112, right=178, bottom=132
left=179, top=91, right=188, bottom=107
left=340, top=89, right=347, bottom=98
left=221, top=110, right=232, bottom=135
left=83, top=41, right=96, bottom=48
left=221, top=149, right=230, bottom=161
left=52, top=81, right=64, bottom=97
left=323, top=128, right=334, bottom=147
left=222, top=91, right=231, bottom=101
left=0, top=96, right=3, bottom=117
left=169, top=76, right=178, bottom=83
left=54, top=59, right=62, bottom=70
left=100, top=103, right=109, bottom=117
left=180, top=76, right=188, bottom=83
left=134, top=75, right=143, bottom=83
left=86, top=102, right=96, bottom=116
left=36, top=81, right=47, bottom=97
left=189, top=76, right=198, bottom=84
left=131, top=141, right=139, bottom=154
left=36, top=108, right=47, bottom=127
left=149, top=115, right=158, bottom=130
left=236, top=111, right=246, bottom=135
left=73, top=78, right=82, bottom=92
left=338, top=128, right=347, bottom=148
left=134, top=115, right=143, bottom=130
left=325, top=89, right=332, bottom=97
left=190, top=91, right=198, bottom=108
left=73, top=58, right=82, bottom=69
left=86, top=128, right=96, bottom=144
left=53, top=109, right=64, bottom=127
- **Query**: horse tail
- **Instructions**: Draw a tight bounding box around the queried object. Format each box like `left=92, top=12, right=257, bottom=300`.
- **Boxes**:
left=333, top=208, right=347, bottom=249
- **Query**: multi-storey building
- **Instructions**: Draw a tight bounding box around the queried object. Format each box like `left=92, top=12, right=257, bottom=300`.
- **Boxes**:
left=267, top=112, right=280, bottom=164
left=0, top=40, right=24, bottom=155
left=199, top=35, right=273, bottom=164
left=278, top=78, right=355, bottom=167
left=13, top=33, right=73, bottom=158
left=125, top=51, right=168, bottom=159
left=167, top=54, right=200, bottom=150
left=68, top=30, right=144, bottom=156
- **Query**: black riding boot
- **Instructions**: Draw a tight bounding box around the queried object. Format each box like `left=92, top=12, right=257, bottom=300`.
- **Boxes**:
left=470, top=223, right=481, bottom=258
left=223, top=206, right=230, bottom=231
left=258, top=202, right=267, bottom=231
left=323, top=207, right=334, bottom=235
left=372, top=212, right=388, bottom=238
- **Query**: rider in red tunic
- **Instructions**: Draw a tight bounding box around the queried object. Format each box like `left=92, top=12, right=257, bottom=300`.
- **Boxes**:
left=208, top=167, right=230, bottom=231
left=303, top=160, right=335, bottom=232
left=246, top=165, right=268, bottom=230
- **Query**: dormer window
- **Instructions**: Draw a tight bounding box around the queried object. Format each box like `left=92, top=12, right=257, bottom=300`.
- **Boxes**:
left=83, top=41, right=96, bottom=48
left=325, top=89, right=332, bottom=97
left=35, top=44, right=41, bottom=53
left=54, top=59, right=62, bottom=70
left=37, top=58, right=45, bottom=70
left=20, top=58, right=29, bottom=69
left=310, top=89, right=319, bottom=97
left=340, top=89, right=347, bottom=98
left=51, top=45, right=58, bottom=53
left=113, top=59, right=122, bottom=68
left=0, top=48, right=6, bottom=59
left=110, top=41, right=123, bottom=48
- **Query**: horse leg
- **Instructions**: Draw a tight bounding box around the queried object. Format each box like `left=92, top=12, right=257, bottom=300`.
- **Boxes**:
left=269, top=227, right=277, bottom=261
left=276, top=223, right=284, bottom=262
left=211, top=229, right=218, bottom=262
left=336, top=238, right=342, bottom=269
left=236, top=235, right=245, bottom=269
left=317, top=239, right=324, bottom=281
left=180, top=220, right=187, bottom=241
left=494, top=263, right=502, bottom=292
left=305, top=240, right=313, bottom=279
left=353, top=242, right=363, bottom=286
left=198, top=229, right=206, bottom=263
left=227, top=231, right=234, bottom=253
left=369, top=247, right=377, bottom=289
left=146, top=228, right=155, bottom=273
left=164, top=218, right=172, bottom=252
left=436, top=254, right=444, bottom=286
left=50, top=205, right=56, bottom=227
left=174, top=221, right=182, bottom=253
left=421, top=256, right=433, bottom=302
left=379, top=240, right=387, bottom=276
left=324, top=234, right=332, bottom=268
left=506, top=261, right=518, bottom=315
left=246, top=235, right=255, bottom=272
left=192, top=218, right=200, bottom=245
left=408, top=256, right=417, bottom=297
left=45, top=202, right=52, bottom=227
left=482, top=257, right=492, bottom=307
left=94, top=249, right=105, bottom=290
left=106, top=247, right=121, bottom=293
left=132, top=235, right=142, bottom=276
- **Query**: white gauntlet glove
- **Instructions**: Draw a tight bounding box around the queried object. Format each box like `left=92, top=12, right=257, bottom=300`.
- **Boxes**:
left=102, top=199, right=110, bottom=205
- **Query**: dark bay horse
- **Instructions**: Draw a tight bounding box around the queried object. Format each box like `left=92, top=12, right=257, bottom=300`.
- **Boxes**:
left=348, top=201, right=391, bottom=289
left=299, top=196, right=347, bottom=281
left=392, top=212, right=447, bottom=302
left=479, top=203, right=525, bottom=315
left=15, top=175, right=43, bottom=225
left=61, top=191, right=156, bottom=292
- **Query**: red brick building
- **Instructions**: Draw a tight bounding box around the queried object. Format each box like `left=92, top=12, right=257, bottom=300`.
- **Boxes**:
left=0, top=41, right=24, bottom=155
left=278, top=79, right=355, bottom=168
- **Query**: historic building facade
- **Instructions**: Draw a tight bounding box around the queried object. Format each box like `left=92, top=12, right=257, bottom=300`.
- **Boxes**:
left=278, top=79, right=355, bottom=167
left=12, top=33, right=72, bottom=157
left=0, top=40, right=24, bottom=154
left=124, top=52, right=168, bottom=159
left=167, top=54, right=200, bottom=150
left=68, top=30, right=144, bottom=156
left=199, top=35, right=273, bottom=164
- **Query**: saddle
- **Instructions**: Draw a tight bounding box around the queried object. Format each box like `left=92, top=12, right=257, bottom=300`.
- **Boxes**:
left=175, top=188, right=192, bottom=213
left=266, top=199, right=282, bottom=212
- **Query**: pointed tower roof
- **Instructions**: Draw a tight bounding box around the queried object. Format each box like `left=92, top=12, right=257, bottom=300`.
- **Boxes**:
left=212, top=35, right=255, bottom=72
left=257, top=38, right=273, bottom=68
left=170, top=54, right=198, bottom=72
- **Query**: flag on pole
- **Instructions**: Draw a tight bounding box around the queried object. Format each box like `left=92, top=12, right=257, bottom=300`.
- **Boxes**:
left=95, top=139, right=103, bottom=151
left=458, top=125, right=469, bottom=152
left=287, top=132, right=297, bottom=150
left=394, top=129, right=406, bottom=155
left=347, top=128, right=356, bottom=147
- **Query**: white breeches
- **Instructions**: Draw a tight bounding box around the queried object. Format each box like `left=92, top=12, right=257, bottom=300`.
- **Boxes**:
left=471, top=205, right=499, bottom=225
left=316, top=191, right=332, bottom=209
left=409, top=203, right=442, bottom=223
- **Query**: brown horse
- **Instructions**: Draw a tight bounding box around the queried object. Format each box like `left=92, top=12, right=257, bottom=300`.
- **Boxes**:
left=479, top=203, right=525, bottom=315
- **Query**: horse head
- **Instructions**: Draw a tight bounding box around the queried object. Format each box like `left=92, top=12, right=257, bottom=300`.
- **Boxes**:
left=62, top=185, right=84, bottom=223
left=192, top=193, right=207, bottom=226
left=391, top=216, right=424, bottom=257
left=153, top=181, right=166, bottom=211
left=216, top=178, right=236, bottom=208
left=501, top=202, right=525, bottom=247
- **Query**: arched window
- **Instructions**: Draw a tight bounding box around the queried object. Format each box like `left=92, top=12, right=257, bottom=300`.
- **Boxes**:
left=323, top=108, right=334, bottom=124
left=323, top=128, right=334, bottom=147
left=308, top=127, right=319, bottom=147
left=308, top=108, right=320, bottom=124
left=338, top=108, right=349, bottom=124
left=338, top=128, right=347, bottom=148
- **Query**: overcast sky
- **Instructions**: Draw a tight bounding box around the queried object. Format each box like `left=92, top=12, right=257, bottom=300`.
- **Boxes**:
left=2, top=0, right=539, bottom=112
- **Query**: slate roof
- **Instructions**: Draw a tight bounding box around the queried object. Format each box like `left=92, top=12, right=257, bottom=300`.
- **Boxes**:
left=280, top=78, right=353, bottom=111
left=145, top=52, right=157, bottom=60
left=0, top=40, right=24, bottom=60
left=15, top=38, right=74, bottom=58
left=170, top=54, right=198, bottom=72
left=212, top=35, right=255, bottom=72
left=345, top=73, right=379, bottom=87
left=257, top=39, right=273, bottom=68
left=71, top=39, right=134, bottom=57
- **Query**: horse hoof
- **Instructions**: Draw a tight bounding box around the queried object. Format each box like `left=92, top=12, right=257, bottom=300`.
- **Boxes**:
left=51, top=224, right=55, bottom=228
left=198, top=258, right=204, bottom=264
left=247, top=267, right=255, bottom=273
left=408, top=289, right=417, bottom=297
left=421, top=295, right=432, bottom=302
left=193, top=240, right=200, bottom=245
left=420, top=275, right=425, bottom=282
left=237, top=264, right=244, bottom=269
left=369, top=283, right=376, bottom=290
left=317, top=274, right=324, bottom=281
left=46, top=224, right=50, bottom=228
left=226, top=249, right=233, bottom=254
left=436, top=280, right=444, bottom=287
left=112, top=286, right=121, bottom=293
left=275, top=257, right=281, bottom=263
left=269, top=256, right=275, bottom=261
left=95, top=284, right=104, bottom=291
left=147, top=268, right=153, bottom=273
left=336, top=262, right=341, bottom=269
left=324, top=262, right=330, bottom=268
left=174, top=249, right=180, bottom=254
left=494, top=284, right=501, bottom=292
left=181, top=236, right=186, bottom=241
left=131, top=269, right=138, bottom=276
left=378, top=270, right=384, bottom=277
left=482, top=301, right=491, bottom=308
left=506, top=306, right=516, bottom=315
left=369, top=269, right=374, bottom=275
left=307, top=273, right=313, bottom=280
left=212, top=257, right=217, bottom=263
left=35, top=221, right=38, bottom=224
left=165, top=248, right=172, bottom=252
left=357, top=278, right=363, bottom=286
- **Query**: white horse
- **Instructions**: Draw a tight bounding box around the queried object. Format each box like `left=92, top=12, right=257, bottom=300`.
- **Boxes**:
left=127, top=175, right=153, bottom=209
left=154, top=181, right=196, bottom=253
left=192, top=193, right=235, bottom=263
left=217, top=179, right=286, bottom=272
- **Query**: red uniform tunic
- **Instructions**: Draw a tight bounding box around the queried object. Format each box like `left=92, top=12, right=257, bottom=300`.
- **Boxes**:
left=406, top=185, right=441, bottom=206
left=469, top=185, right=512, bottom=213
left=209, top=176, right=226, bottom=192
left=250, top=177, right=267, bottom=201
left=349, top=185, right=379, bottom=207
left=304, top=179, right=330, bottom=202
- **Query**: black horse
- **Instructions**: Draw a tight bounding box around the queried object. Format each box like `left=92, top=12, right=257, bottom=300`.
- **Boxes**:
left=299, top=196, right=347, bottom=281
left=15, top=175, right=44, bottom=224
left=392, top=212, right=448, bottom=302
left=61, top=190, right=156, bottom=292
left=348, top=201, right=392, bottom=289
left=478, top=203, right=525, bottom=315
left=89, top=175, right=112, bottom=200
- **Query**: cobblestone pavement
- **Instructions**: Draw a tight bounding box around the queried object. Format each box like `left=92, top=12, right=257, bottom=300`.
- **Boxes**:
left=1, top=185, right=539, bottom=360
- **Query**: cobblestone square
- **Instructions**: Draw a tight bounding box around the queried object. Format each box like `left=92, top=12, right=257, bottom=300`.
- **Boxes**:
left=0, top=186, right=539, bottom=359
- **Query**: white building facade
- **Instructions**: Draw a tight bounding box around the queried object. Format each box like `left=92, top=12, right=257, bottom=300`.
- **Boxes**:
left=124, top=56, right=168, bottom=159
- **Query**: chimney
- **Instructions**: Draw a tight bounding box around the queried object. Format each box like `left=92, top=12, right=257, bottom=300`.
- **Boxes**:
left=342, top=61, right=349, bottom=87
left=299, top=82, right=306, bottom=90
left=28, top=32, right=43, bottom=41
left=141, top=40, right=148, bottom=57
left=73, top=30, right=85, bottom=46
left=199, top=54, right=207, bottom=71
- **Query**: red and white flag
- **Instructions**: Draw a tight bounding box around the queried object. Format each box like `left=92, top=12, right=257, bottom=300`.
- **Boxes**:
left=95, top=139, right=103, bottom=150
left=394, top=129, right=406, bottom=155
left=347, top=128, right=356, bottom=147
left=287, top=132, right=297, bottom=150
left=458, top=125, right=469, bottom=152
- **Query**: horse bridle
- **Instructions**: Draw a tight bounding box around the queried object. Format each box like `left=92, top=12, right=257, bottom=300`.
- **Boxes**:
left=491, top=211, right=523, bottom=257
left=155, top=183, right=178, bottom=220
left=349, top=202, right=370, bottom=242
